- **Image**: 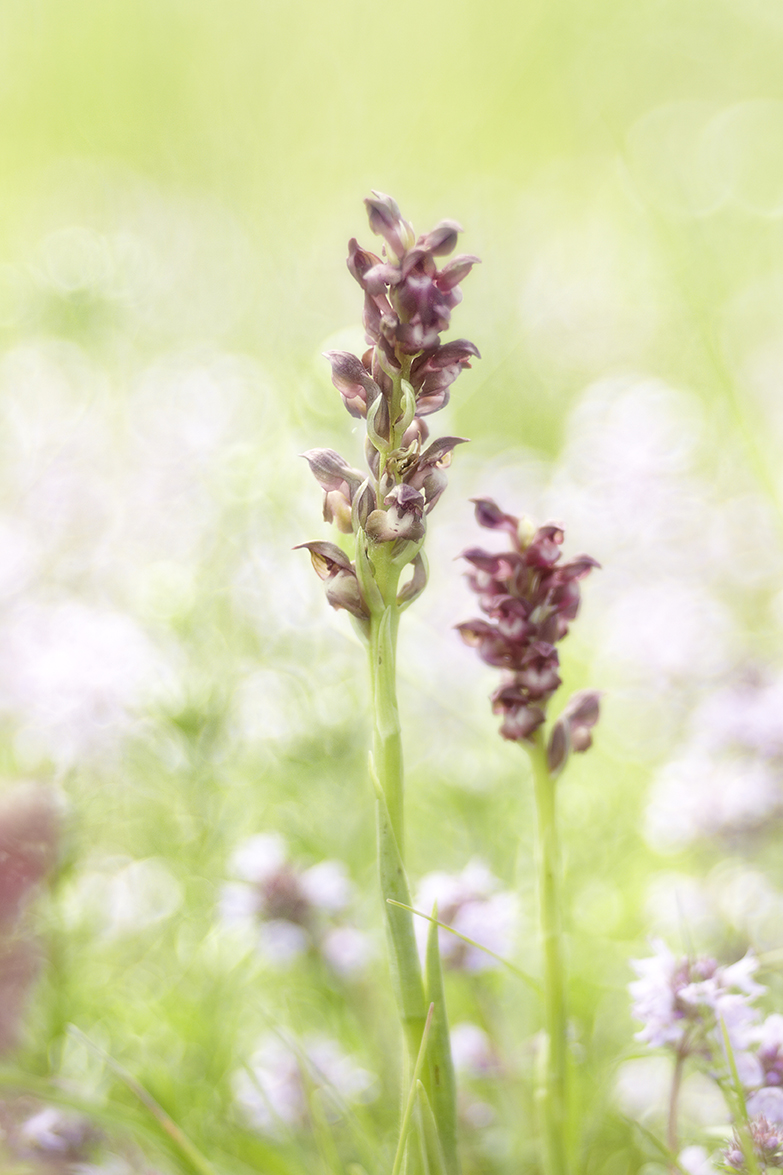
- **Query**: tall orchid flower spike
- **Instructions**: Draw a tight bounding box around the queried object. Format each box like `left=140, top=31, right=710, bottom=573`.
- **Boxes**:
left=298, top=195, right=480, bottom=1175
left=457, top=497, right=600, bottom=1175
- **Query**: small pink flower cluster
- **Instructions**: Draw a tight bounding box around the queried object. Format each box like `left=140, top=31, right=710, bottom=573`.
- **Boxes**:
left=630, top=941, right=783, bottom=1172
left=629, top=939, right=763, bottom=1057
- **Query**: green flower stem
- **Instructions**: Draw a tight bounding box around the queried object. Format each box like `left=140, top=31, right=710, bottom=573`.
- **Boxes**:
left=528, top=732, right=570, bottom=1175
left=367, top=544, right=427, bottom=1068
left=369, top=594, right=404, bottom=852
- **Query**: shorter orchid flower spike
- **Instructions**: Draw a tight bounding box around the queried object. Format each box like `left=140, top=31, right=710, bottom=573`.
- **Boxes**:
left=458, top=498, right=600, bottom=747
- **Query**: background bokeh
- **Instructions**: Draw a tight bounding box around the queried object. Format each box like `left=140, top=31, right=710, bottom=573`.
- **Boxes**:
left=3, top=1, right=783, bottom=1172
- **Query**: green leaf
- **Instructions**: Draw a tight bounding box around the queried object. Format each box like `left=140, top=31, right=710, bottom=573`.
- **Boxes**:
left=370, top=757, right=426, bottom=1039
left=416, top=1082, right=448, bottom=1175
left=424, top=907, right=460, bottom=1175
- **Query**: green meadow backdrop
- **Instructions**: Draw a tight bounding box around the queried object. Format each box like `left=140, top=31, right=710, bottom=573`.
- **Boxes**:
left=2, top=2, right=783, bottom=1173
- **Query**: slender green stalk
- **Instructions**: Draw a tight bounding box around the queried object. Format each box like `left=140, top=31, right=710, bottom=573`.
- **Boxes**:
left=528, top=733, right=570, bottom=1175
left=424, top=906, right=460, bottom=1175
left=369, top=591, right=404, bottom=851
left=667, top=1050, right=684, bottom=1167
left=366, top=539, right=461, bottom=1174
left=366, top=546, right=427, bottom=1069
left=719, top=1016, right=762, bottom=1175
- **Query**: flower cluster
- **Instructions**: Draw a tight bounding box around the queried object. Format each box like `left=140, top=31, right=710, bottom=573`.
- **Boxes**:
left=414, top=859, right=517, bottom=972
left=645, top=670, right=783, bottom=851
left=0, top=1101, right=99, bottom=1174
left=299, top=194, right=479, bottom=625
left=233, top=1032, right=377, bottom=1136
left=457, top=498, right=599, bottom=755
left=627, top=941, right=783, bottom=1172
left=333, top=192, right=479, bottom=416
left=628, top=939, right=764, bottom=1059
left=220, top=833, right=371, bottom=976
left=724, top=1117, right=783, bottom=1171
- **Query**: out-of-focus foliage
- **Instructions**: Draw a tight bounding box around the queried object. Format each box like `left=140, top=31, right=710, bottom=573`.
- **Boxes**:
left=2, top=1, right=783, bottom=1173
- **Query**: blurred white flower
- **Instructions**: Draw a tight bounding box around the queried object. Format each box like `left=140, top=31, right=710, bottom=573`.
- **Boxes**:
left=746, top=1085, right=783, bottom=1123
left=414, top=859, right=517, bottom=971
left=300, top=860, right=352, bottom=912
left=233, top=1032, right=377, bottom=1135
left=692, top=673, right=783, bottom=759
left=17, top=1105, right=95, bottom=1158
left=645, top=754, right=781, bottom=851
left=229, top=832, right=288, bottom=884
left=0, top=601, right=176, bottom=763
left=629, top=939, right=763, bottom=1054
left=321, top=926, right=374, bottom=977
left=450, top=1022, right=498, bottom=1076
left=679, top=1144, right=717, bottom=1175
left=595, top=579, right=733, bottom=685
left=220, top=833, right=369, bottom=975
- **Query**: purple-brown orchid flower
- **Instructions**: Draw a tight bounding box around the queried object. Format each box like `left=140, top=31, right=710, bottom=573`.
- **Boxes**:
left=300, top=195, right=480, bottom=623
left=457, top=498, right=601, bottom=763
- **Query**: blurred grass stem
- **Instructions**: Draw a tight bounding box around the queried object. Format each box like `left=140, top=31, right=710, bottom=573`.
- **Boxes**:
left=529, top=734, right=570, bottom=1175
left=667, top=1051, right=684, bottom=1169
left=391, top=1003, right=435, bottom=1175
left=67, top=1025, right=218, bottom=1175
left=719, top=1016, right=762, bottom=1175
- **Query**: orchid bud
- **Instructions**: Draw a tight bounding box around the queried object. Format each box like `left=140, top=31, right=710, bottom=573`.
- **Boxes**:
left=346, top=238, right=382, bottom=288
left=472, top=497, right=519, bottom=534
left=397, top=551, right=428, bottom=609
left=546, top=718, right=570, bottom=776
left=364, top=191, right=416, bottom=259
left=301, top=449, right=364, bottom=495
left=323, top=491, right=353, bottom=533
left=295, top=542, right=369, bottom=620
left=351, top=479, right=377, bottom=532
left=417, top=219, right=462, bottom=257
left=562, top=690, right=601, bottom=752
left=323, top=351, right=380, bottom=418
left=325, top=570, right=370, bottom=619
left=524, top=525, right=565, bottom=568
left=406, top=437, right=468, bottom=513
left=435, top=254, right=481, bottom=291
left=366, top=394, right=391, bottom=452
